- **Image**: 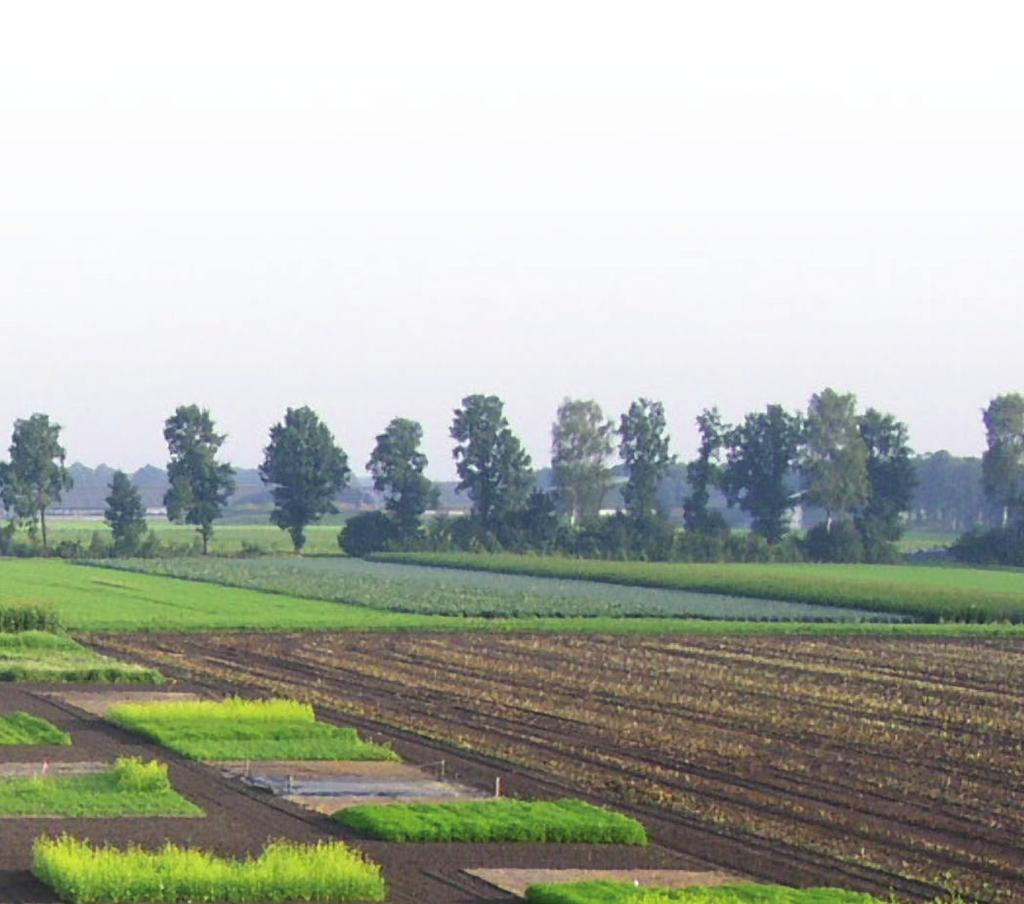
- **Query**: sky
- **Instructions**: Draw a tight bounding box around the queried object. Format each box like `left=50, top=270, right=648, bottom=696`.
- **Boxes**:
left=1, top=1, right=1022, bottom=478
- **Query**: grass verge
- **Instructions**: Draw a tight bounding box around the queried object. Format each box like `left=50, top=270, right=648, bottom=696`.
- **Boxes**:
left=0, top=632, right=162, bottom=683
left=524, top=882, right=887, bottom=903
left=0, top=712, right=72, bottom=746
left=33, top=835, right=386, bottom=903
left=0, top=758, right=202, bottom=817
left=335, top=798, right=648, bottom=843
left=373, top=552, right=1024, bottom=623
left=107, top=697, right=397, bottom=761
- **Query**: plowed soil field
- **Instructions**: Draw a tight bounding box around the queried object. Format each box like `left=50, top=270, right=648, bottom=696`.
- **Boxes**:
left=91, top=632, right=1024, bottom=902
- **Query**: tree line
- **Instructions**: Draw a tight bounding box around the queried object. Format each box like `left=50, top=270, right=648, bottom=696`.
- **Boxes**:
left=0, top=391, right=1020, bottom=563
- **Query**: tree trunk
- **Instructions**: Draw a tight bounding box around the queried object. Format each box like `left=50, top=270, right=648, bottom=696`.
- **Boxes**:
left=40, top=507, right=48, bottom=550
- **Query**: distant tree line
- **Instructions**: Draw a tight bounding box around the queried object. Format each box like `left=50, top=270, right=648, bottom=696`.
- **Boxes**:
left=0, top=391, right=1020, bottom=564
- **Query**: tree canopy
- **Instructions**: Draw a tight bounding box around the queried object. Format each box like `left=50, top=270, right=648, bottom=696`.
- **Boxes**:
left=551, top=398, right=615, bottom=525
left=802, top=388, right=870, bottom=527
left=981, top=393, right=1024, bottom=526
left=104, top=470, right=148, bottom=555
left=617, top=398, right=673, bottom=526
left=260, top=406, right=350, bottom=552
left=367, top=417, right=438, bottom=542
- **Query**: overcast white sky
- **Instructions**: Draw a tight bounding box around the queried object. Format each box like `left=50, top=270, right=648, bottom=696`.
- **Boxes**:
left=1, top=1, right=1022, bottom=478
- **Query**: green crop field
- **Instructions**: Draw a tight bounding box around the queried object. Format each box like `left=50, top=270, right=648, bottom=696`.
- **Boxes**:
left=0, top=712, right=71, bottom=746
left=374, top=552, right=1024, bottom=623
left=335, top=798, right=648, bottom=844
left=32, top=836, right=386, bottom=904
left=107, top=697, right=397, bottom=761
left=90, top=556, right=903, bottom=622
left=524, top=882, right=887, bottom=904
left=13, top=518, right=346, bottom=556
left=0, top=631, right=162, bottom=683
left=0, top=758, right=202, bottom=817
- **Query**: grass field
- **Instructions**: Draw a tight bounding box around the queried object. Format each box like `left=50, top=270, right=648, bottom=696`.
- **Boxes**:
left=92, top=557, right=903, bottom=622
left=0, top=712, right=72, bottom=746
left=374, top=552, right=1024, bottom=622
left=0, top=631, right=163, bottom=683
left=335, top=799, right=648, bottom=844
left=107, top=697, right=397, bottom=761
left=32, top=836, right=386, bottom=903
left=13, top=518, right=347, bottom=556
left=0, top=758, right=202, bottom=817
left=524, top=882, right=887, bottom=904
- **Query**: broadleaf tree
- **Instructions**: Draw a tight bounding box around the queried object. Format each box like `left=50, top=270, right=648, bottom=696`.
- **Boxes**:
left=856, top=409, right=916, bottom=542
left=722, top=404, right=804, bottom=543
left=260, top=406, right=351, bottom=552
left=450, top=394, right=533, bottom=533
left=802, top=388, right=869, bottom=530
left=163, top=405, right=236, bottom=555
left=683, top=407, right=725, bottom=532
left=551, top=398, right=615, bottom=525
left=104, top=470, right=148, bottom=555
left=367, top=417, right=439, bottom=543
left=981, top=393, right=1024, bottom=527
left=617, top=398, right=673, bottom=525
left=0, top=413, right=73, bottom=549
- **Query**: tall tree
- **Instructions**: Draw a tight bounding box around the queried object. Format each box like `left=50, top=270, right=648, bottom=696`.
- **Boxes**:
left=260, top=406, right=351, bottom=552
left=617, top=398, right=673, bottom=524
left=163, top=405, right=235, bottom=555
left=981, top=393, right=1024, bottom=526
left=551, top=398, right=615, bottom=525
left=683, top=407, right=725, bottom=532
left=0, top=413, right=73, bottom=549
left=104, top=470, right=148, bottom=555
left=722, top=404, right=804, bottom=543
left=450, top=394, right=533, bottom=531
left=857, top=409, right=916, bottom=541
left=802, top=388, right=869, bottom=529
left=367, top=417, right=439, bottom=543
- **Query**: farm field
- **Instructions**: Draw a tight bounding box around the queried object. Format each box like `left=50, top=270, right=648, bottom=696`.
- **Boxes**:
left=0, top=632, right=162, bottom=683
left=11, top=519, right=346, bottom=556
left=524, top=882, right=887, bottom=904
left=92, top=629, right=1024, bottom=901
left=91, top=557, right=904, bottom=622
left=0, top=713, right=71, bottom=746
left=374, top=552, right=1024, bottom=622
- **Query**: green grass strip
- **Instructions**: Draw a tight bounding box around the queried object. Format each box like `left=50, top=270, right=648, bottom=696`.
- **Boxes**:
left=32, top=835, right=387, bottom=903
left=335, top=798, right=648, bottom=843
left=0, top=758, right=202, bottom=817
left=0, top=631, right=163, bottom=684
left=0, top=712, right=72, bottom=746
left=107, top=697, right=398, bottom=762
left=524, top=882, right=887, bottom=904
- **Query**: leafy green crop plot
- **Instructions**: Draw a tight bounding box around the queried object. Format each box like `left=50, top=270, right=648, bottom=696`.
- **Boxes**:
left=32, top=836, right=386, bottom=904
left=335, top=799, right=648, bottom=844
left=374, top=552, right=1024, bottom=623
left=87, top=556, right=907, bottom=622
left=0, top=758, right=201, bottom=817
left=0, top=631, right=162, bottom=683
left=524, top=882, right=887, bottom=904
left=0, top=712, right=72, bottom=746
left=107, top=697, right=397, bottom=762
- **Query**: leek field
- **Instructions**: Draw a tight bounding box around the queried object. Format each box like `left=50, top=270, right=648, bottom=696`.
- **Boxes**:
left=523, top=882, right=888, bottom=904
left=0, top=632, right=162, bottom=683
left=0, top=712, right=72, bottom=746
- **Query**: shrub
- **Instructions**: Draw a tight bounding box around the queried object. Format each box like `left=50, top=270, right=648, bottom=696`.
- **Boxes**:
left=338, top=511, right=397, bottom=557
left=32, top=836, right=387, bottom=903
left=952, top=525, right=1024, bottom=566
left=803, top=521, right=865, bottom=564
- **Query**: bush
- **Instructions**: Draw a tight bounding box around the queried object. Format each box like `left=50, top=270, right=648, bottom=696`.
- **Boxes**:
left=803, top=521, right=865, bottom=563
left=952, top=525, right=1024, bottom=566
left=338, top=511, right=398, bottom=557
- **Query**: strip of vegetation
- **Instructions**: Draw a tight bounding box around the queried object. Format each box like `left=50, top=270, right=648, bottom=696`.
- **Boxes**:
left=0, top=712, right=72, bottom=746
left=0, top=604, right=62, bottom=633
left=335, top=799, right=648, bottom=844
left=107, top=697, right=397, bottom=761
left=524, top=881, right=887, bottom=904
left=0, top=758, right=202, bottom=817
left=0, top=631, right=162, bottom=683
left=32, top=835, right=386, bottom=903
left=373, top=552, right=1024, bottom=623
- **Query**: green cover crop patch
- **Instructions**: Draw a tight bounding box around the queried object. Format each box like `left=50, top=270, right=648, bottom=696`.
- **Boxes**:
left=107, top=697, right=397, bottom=762
left=32, top=835, right=387, bottom=904
left=335, top=798, right=648, bottom=844
left=524, top=882, right=887, bottom=904
left=0, top=757, right=202, bottom=817
left=0, top=712, right=72, bottom=746
left=0, top=632, right=162, bottom=683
